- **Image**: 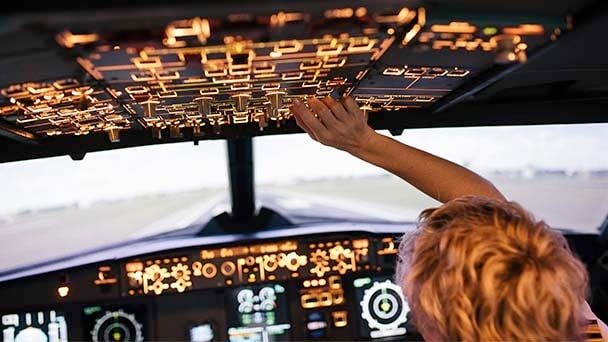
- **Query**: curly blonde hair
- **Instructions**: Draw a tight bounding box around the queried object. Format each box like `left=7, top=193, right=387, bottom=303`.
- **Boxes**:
left=395, top=196, right=589, bottom=341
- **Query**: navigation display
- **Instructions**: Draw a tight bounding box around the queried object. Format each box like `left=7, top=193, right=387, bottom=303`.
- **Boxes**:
left=354, top=276, right=412, bottom=339
left=83, top=305, right=147, bottom=342
left=226, top=283, right=291, bottom=342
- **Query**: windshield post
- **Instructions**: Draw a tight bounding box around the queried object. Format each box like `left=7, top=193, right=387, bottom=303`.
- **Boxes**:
left=227, top=137, right=256, bottom=226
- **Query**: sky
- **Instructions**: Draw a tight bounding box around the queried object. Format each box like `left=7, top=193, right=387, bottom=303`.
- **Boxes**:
left=0, top=123, right=607, bottom=215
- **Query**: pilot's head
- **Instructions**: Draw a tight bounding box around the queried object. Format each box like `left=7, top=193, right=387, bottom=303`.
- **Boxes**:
left=396, top=196, right=589, bottom=341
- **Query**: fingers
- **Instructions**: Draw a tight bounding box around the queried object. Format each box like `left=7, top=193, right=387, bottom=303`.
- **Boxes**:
left=307, top=97, right=340, bottom=128
left=321, top=96, right=350, bottom=122
left=291, top=95, right=366, bottom=146
left=340, top=96, right=364, bottom=119
left=291, top=98, right=326, bottom=139
left=292, top=109, right=307, bottom=131
left=292, top=108, right=317, bottom=141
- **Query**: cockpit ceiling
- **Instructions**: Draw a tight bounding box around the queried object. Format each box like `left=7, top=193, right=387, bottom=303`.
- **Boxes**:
left=0, top=1, right=605, bottom=160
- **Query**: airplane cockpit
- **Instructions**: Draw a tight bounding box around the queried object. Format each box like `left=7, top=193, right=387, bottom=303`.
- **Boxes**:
left=0, top=0, right=607, bottom=341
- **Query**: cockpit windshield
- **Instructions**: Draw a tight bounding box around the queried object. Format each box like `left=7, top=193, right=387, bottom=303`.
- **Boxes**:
left=1, top=123, right=606, bottom=273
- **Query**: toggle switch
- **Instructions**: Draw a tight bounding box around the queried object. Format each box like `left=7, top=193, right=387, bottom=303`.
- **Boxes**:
left=169, top=125, right=183, bottom=138
left=265, top=101, right=277, bottom=119
left=253, top=109, right=268, bottom=131
left=151, top=126, right=163, bottom=140
left=192, top=124, right=204, bottom=137
left=105, top=126, right=121, bottom=143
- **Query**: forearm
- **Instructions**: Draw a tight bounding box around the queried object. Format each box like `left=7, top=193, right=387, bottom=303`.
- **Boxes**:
left=291, top=96, right=505, bottom=203
left=350, top=131, right=506, bottom=203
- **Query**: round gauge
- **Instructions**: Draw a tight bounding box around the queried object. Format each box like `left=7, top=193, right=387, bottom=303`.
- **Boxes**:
left=259, top=299, right=275, bottom=311
left=238, top=301, right=254, bottom=314
left=360, top=280, right=410, bottom=331
left=237, top=289, right=254, bottom=303
left=259, top=287, right=275, bottom=301
left=91, top=310, right=143, bottom=342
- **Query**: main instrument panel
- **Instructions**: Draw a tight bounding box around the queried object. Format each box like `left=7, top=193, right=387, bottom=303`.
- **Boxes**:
left=0, top=231, right=417, bottom=341
left=0, top=2, right=564, bottom=145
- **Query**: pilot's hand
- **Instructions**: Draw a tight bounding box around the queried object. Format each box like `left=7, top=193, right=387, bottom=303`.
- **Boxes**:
left=290, top=96, right=376, bottom=153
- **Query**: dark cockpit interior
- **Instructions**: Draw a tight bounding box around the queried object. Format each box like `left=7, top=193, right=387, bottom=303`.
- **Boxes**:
left=1, top=0, right=607, bottom=341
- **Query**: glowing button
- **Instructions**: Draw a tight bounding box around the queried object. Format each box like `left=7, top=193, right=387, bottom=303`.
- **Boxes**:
left=57, top=286, right=69, bottom=298
left=483, top=27, right=498, bottom=36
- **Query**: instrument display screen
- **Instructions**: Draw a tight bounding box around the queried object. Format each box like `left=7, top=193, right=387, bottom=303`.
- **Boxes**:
left=226, top=283, right=291, bottom=342
left=1, top=310, right=68, bottom=342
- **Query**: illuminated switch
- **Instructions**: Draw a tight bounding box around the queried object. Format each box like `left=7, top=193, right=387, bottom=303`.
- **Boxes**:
left=0, top=104, right=19, bottom=117
left=306, top=312, right=327, bottom=338
left=493, top=34, right=524, bottom=64
left=194, top=96, right=213, bottom=117
left=56, top=30, right=100, bottom=48
left=57, top=285, right=70, bottom=298
left=94, top=265, right=118, bottom=286
left=190, top=323, right=214, bottom=342
left=332, top=311, right=348, bottom=328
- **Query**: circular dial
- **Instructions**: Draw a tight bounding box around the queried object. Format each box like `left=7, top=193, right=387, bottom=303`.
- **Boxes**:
left=91, top=310, right=143, bottom=342
left=14, top=327, right=47, bottom=342
left=360, top=280, right=410, bottom=331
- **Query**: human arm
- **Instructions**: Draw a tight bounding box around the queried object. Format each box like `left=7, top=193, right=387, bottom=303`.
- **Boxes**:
left=290, top=95, right=505, bottom=204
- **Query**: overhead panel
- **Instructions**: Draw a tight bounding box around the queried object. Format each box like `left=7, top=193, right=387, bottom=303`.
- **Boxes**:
left=0, top=4, right=564, bottom=144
